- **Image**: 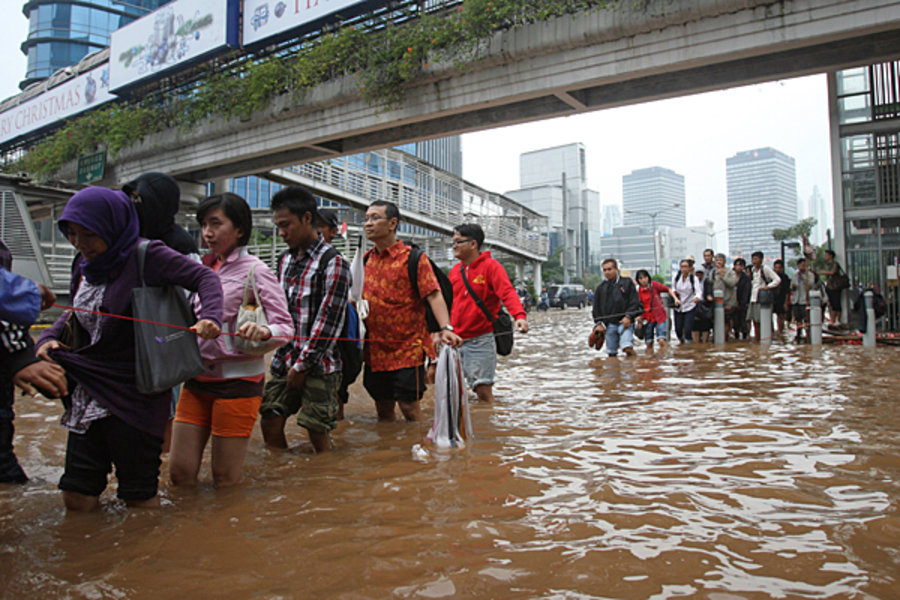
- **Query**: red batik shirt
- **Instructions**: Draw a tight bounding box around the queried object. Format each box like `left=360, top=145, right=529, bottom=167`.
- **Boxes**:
left=363, top=241, right=439, bottom=372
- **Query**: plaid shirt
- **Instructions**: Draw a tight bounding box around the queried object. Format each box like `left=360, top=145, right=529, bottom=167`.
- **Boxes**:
left=270, top=236, right=350, bottom=377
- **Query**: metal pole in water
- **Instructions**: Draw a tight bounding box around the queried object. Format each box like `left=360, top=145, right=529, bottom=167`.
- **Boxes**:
left=863, top=290, right=876, bottom=347
left=760, top=296, right=773, bottom=345
left=809, top=289, right=823, bottom=345
left=663, top=292, right=673, bottom=341
left=713, top=289, right=725, bottom=344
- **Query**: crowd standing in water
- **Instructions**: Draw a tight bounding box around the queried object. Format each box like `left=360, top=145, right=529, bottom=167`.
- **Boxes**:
left=0, top=180, right=849, bottom=508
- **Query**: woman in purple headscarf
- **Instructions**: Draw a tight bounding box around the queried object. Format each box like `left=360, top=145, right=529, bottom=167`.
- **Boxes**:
left=35, top=187, right=224, bottom=512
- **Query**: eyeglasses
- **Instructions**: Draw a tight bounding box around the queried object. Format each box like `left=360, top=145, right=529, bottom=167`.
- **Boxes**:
left=364, top=215, right=386, bottom=223
left=451, top=238, right=474, bottom=247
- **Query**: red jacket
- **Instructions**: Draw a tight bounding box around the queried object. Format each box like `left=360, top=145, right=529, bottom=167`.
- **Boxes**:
left=449, top=251, right=526, bottom=340
left=638, top=280, right=670, bottom=324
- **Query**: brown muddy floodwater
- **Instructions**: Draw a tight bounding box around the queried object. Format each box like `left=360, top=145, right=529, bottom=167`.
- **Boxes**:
left=2, top=308, right=899, bottom=599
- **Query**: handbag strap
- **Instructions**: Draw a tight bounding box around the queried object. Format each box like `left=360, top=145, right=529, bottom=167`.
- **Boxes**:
left=460, top=264, right=496, bottom=322
left=136, top=240, right=150, bottom=287
left=243, top=263, right=262, bottom=306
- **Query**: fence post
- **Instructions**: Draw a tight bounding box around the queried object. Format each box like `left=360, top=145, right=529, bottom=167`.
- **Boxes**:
left=863, top=290, right=876, bottom=347
left=713, top=289, right=725, bottom=344
left=809, top=289, right=823, bottom=345
left=759, top=293, right=773, bottom=345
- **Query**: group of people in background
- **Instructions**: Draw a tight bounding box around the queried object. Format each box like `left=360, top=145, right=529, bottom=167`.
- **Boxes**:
left=590, top=248, right=846, bottom=356
left=1, top=178, right=528, bottom=512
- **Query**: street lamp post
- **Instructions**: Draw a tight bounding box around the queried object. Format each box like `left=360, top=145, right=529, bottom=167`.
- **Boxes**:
left=780, top=240, right=801, bottom=264
left=624, top=203, right=681, bottom=276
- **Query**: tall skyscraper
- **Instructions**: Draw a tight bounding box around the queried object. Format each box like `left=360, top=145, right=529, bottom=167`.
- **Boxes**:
left=20, top=1, right=172, bottom=90
left=601, top=204, right=623, bottom=236
left=622, top=167, right=686, bottom=231
left=726, top=147, right=798, bottom=260
left=806, top=184, right=830, bottom=245
left=507, top=143, right=602, bottom=276
left=395, top=137, right=462, bottom=177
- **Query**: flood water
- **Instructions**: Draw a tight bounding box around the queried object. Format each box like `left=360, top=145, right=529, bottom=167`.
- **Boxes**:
left=2, top=308, right=899, bottom=599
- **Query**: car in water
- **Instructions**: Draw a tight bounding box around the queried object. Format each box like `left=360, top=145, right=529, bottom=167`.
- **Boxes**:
left=548, top=284, right=588, bottom=309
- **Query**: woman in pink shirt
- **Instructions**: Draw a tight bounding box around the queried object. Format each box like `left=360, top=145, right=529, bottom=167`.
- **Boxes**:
left=169, top=193, right=292, bottom=488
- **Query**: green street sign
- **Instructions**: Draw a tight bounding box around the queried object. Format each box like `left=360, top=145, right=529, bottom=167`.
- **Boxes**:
left=76, top=152, right=106, bottom=184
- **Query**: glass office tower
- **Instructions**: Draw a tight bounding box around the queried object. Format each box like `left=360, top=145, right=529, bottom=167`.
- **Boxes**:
left=21, top=0, right=171, bottom=89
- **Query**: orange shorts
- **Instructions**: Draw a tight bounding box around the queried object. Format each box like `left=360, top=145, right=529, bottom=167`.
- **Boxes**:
left=174, top=388, right=262, bottom=438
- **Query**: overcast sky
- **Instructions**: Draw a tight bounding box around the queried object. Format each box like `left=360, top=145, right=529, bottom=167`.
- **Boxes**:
left=1, top=8, right=834, bottom=251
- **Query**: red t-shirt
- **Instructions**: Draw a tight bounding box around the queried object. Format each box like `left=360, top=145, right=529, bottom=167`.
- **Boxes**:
left=638, top=280, right=670, bottom=324
left=449, top=251, right=526, bottom=340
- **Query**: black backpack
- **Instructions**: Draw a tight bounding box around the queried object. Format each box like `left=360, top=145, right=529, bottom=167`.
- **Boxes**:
left=365, top=243, right=453, bottom=333
left=318, top=247, right=363, bottom=382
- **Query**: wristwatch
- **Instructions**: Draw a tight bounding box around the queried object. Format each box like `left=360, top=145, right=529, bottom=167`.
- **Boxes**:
left=441, top=324, right=454, bottom=332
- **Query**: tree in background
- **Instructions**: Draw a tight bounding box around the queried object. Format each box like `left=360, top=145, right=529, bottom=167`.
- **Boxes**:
left=772, top=217, right=828, bottom=271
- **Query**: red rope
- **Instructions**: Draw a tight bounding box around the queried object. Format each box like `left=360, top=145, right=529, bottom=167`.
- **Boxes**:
left=52, top=303, right=413, bottom=345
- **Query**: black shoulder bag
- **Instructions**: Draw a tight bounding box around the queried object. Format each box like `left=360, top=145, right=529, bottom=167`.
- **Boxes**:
left=460, top=265, right=514, bottom=356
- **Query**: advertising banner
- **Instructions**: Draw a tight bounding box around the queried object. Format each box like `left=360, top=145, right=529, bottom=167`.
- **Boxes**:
left=110, top=0, right=239, bottom=92
left=243, top=0, right=368, bottom=47
left=0, top=64, right=114, bottom=147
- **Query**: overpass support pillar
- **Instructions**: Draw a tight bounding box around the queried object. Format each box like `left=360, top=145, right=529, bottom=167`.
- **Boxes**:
left=516, top=262, right=525, bottom=284
left=533, top=261, right=543, bottom=298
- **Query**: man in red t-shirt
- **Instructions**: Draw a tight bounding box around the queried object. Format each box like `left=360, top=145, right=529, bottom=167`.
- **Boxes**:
left=362, top=201, right=461, bottom=422
left=449, top=224, right=527, bottom=403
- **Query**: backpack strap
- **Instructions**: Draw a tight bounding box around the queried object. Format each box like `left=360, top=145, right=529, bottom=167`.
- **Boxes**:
left=406, top=244, right=425, bottom=300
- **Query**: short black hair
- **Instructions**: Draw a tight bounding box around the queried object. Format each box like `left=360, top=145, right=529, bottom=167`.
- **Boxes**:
left=602, top=258, right=618, bottom=268
left=797, top=258, right=807, bottom=265
left=734, top=257, right=746, bottom=267
left=704, top=248, right=714, bottom=255
left=825, top=249, right=836, bottom=259
left=773, top=259, right=784, bottom=267
left=196, top=192, right=252, bottom=246
left=751, top=251, right=764, bottom=260
left=271, top=185, right=318, bottom=223
left=635, top=269, right=651, bottom=282
left=370, top=200, right=400, bottom=223
left=453, top=223, right=485, bottom=249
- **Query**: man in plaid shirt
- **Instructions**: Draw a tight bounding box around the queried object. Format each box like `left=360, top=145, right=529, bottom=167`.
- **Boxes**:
left=259, top=186, right=350, bottom=453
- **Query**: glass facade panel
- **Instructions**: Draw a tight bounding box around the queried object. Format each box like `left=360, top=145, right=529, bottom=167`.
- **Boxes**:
left=881, top=218, right=900, bottom=248
left=846, top=219, right=879, bottom=249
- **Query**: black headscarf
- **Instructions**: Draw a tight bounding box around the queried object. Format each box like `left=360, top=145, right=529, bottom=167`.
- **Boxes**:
left=123, top=172, right=198, bottom=256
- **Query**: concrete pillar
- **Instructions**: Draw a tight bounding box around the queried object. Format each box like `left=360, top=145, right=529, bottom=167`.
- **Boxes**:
left=809, top=289, right=823, bottom=345
left=841, top=288, right=851, bottom=327
left=713, top=289, right=725, bottom=344
left=533, top=261, right=543, bottom=300
left=863, top=290, right=876, bottom=347
left=759, top=295, right=773, bottom=345
left=516, top=261, right=525, bottom=284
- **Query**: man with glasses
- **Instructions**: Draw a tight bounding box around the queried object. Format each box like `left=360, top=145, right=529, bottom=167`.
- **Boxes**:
left=362, top=201, right=461, bottom=422
left=448, top=224, right=527, bottom=403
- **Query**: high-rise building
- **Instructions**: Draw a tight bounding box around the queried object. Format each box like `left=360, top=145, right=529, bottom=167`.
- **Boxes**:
left=20, top=1, right=172, bottom=90
left=726, top=147, right=798, bottom=261
left=622, top=167, right=686, bottom=231
left=601, top=204, right=623, bottom=236
left=395, top=137, right=462, bottom=178
left=506, top=143, right=602, bottom=277
left=830, top=61, right=900, bottom=331
left=806, top=184, right=831, bottom=245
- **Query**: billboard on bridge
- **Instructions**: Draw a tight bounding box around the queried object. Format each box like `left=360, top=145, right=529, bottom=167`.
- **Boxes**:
left=110, top=0, right=240, bottom=93
left=242, top=0, right=375, bottom=47
left=0, top=64, right=114, bottom=147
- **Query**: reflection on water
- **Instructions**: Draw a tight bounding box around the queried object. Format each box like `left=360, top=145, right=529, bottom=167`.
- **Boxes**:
left=2, top=309, right=899, bottom=599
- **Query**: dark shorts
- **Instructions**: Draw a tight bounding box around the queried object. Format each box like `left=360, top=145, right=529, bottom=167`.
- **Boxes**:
left=363, top=365, right=426, bottom=404
left=792, top=304, right=809, bottom=323
left=259, top=372, right=341, bottom=433
left=58, top=415, right=162, bottom=501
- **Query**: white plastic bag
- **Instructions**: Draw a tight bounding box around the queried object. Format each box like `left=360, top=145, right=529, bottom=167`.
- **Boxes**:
left=426, top=345, right=472, bottom=449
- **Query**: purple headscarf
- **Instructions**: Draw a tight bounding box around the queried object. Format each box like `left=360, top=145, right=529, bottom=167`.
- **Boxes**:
left=58, top=187, right=140, bottom=284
